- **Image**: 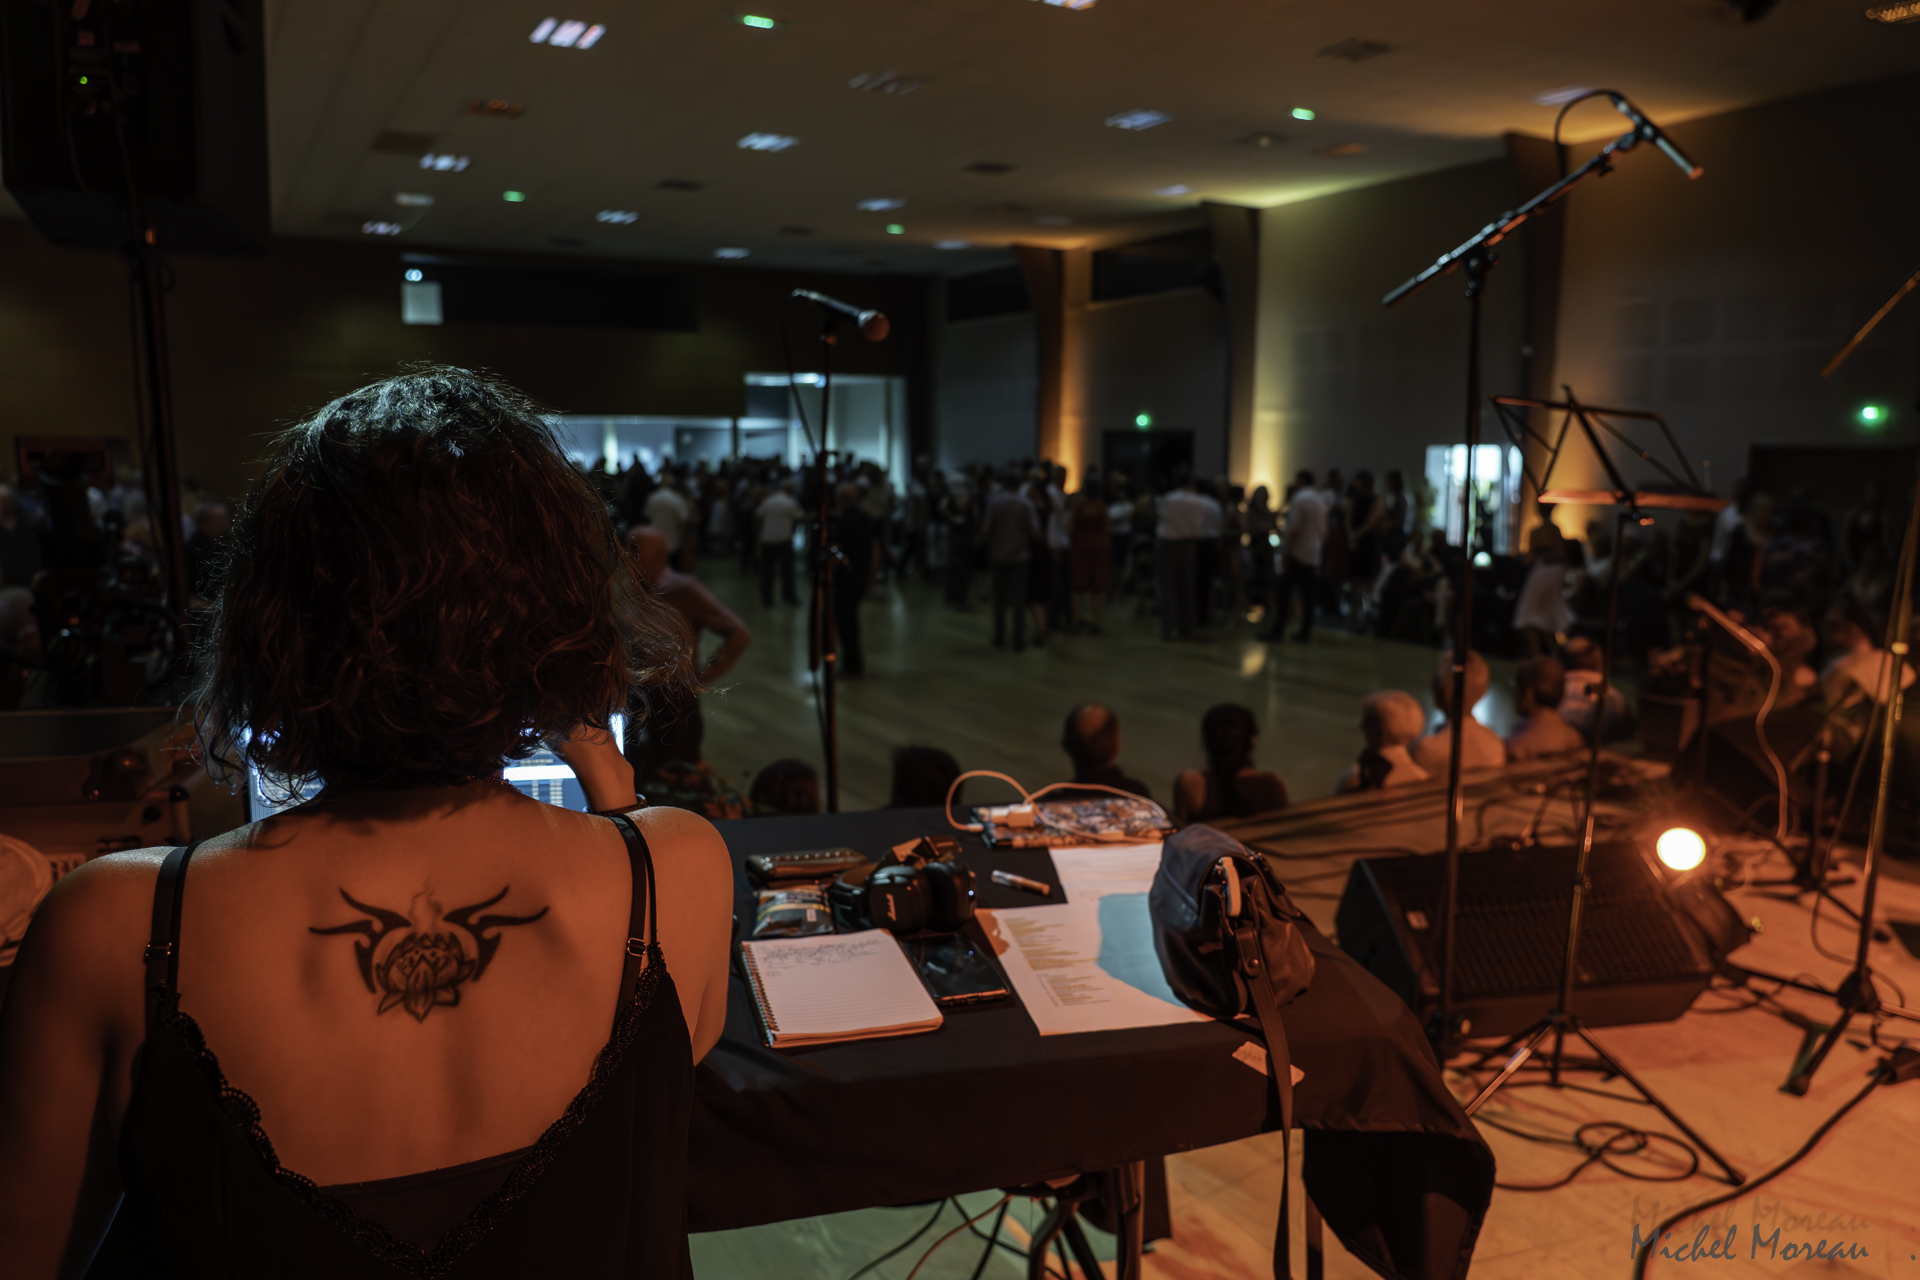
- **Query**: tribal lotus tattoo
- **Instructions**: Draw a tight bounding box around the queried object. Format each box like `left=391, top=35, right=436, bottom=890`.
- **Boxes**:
left=311, top=884, right=548, bottom=1022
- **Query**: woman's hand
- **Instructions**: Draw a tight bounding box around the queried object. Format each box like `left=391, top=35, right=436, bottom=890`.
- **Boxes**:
left=554, top=728, right=639, bottom=812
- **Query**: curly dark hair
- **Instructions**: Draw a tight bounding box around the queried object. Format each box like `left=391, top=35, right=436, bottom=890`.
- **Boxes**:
left=193, top=367, right=690, bottom=790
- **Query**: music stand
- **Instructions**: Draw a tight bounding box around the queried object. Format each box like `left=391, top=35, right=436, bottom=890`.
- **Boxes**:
left=1460, top=390, right=1744, bottom=1186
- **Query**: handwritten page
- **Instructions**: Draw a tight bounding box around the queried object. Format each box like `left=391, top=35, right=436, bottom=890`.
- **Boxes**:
left=979, top=841, right=1208, bottom=1036
left=740, top=931, right=943, bottom=1047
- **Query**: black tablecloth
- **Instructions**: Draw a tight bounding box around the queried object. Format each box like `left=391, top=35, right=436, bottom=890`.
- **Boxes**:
left=687, top=809, right=1494, bottom=1280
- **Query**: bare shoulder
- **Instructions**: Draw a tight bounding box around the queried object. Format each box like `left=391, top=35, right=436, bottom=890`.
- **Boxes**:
left=25, top=847, right=170, bottom=948
left=631, top=806, right=731, bottom=876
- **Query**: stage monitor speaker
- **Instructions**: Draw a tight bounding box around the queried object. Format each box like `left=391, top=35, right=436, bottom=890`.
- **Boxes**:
left=1334, top=843, right=1716, bottom=1040
left=1, top=0, right=269, bottom=253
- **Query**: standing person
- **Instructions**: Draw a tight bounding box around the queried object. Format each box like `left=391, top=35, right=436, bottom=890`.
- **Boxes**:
left=981, top=471, right=1037, bottom=649
left=1025, top=476, right=1055, bottom=646
left=625, top=527, right=752, bottom=773
left=940, top=477, right=978, bottom=609
left=185, top=500, right=232, bottom=602
left=1044, top=465, right=1071, bottom=634
left=1106, top=476, right=1134, bottom=603
left=831, top=482, right=878, bottom=678
left=1513, top=515, right=1574, bottom=655
left=1344, top=471, right=1385, bottom=629
left=0, top=368, right=733, bottom=1277
left=754, top=478, right=803, bottom=607
left=1192, top=479, right=1224, bottom=629
left=1244, top=484, right=1276, bottom=616
left=1380, top=470, right=1410, bottom=563
left=1156, top=473, right=1208, bottom=641
left=1262, top=471, right=1328, bottom=642
left=1220, top=482, right=1246, bottom=623
left=644, top=472, right=692, bottom=571
left=1318, top=468, right=1348, bottom=624
left=0, top=483, right=44, bottom=589
left=1068, top=480, right=1111, bottom=634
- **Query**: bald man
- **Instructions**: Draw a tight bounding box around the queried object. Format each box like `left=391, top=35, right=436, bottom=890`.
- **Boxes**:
left=1058, top=703, right=1152, bottom=799
left=623, top=526, right=751, bottom=775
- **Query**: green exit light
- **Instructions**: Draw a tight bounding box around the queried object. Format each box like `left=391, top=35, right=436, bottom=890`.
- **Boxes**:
left=740, top=14, right=776, bottom=27
left=1858, top=403, right=1889, bottom=427
left=78, top=75, right=90, bottom=85
left=886, top=223, right=905, bottom=235
left=502, top=190, right=527, bottom=202
left=1135, top=413, right=1152, bottom=429
left=1290, top=106, right=1316, bottom=121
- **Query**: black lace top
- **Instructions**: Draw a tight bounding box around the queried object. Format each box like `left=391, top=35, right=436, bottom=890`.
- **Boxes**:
left=85, top=815, right=693, bottom=1279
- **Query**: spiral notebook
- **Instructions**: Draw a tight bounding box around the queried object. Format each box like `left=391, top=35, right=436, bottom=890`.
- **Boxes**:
left=739, top=931, right=944, bottom=1048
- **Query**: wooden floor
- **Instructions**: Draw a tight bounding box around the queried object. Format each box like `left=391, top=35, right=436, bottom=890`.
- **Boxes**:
left=686, top=560, right=1920, bottom=1280
left=696, top=558, right=1515, bottom=812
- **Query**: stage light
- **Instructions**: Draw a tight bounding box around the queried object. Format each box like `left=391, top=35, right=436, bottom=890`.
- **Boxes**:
left=1106, top=109, right=1170, bottom=131
left=1291, top=106, right=1316, bottom=121
left=738, top=133, right=798, bottom=152
left=886, top=224, right=905, bottom=235
left=502, top=190, right=527, bottom=202
left=1154, top=184, right=1191, bottom=196
left=405, top=269, right=424, bottom=282
left=420, top=154, right=471, bottom=171
left=597, top=209, right=637, bottom=224
left=714, top=247, right=750, bottom=259
left=1657, top=827, right=1707, bottom=872
left=1858, top=403, right=1889, bottom=427
left=857, top=198, right=903, bottom=211
left=1135, top=413, right=1152, bottom=429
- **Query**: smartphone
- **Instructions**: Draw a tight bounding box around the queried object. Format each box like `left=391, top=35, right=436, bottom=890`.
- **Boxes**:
left=907, top=932, right=1011, bottom=1007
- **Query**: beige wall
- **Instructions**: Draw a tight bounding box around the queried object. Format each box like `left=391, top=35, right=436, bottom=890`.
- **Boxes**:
left=0, top=221, right=923, bottom=503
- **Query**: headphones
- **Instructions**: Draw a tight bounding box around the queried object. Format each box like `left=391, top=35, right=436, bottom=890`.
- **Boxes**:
left=828, top=836, right=976, bottom=934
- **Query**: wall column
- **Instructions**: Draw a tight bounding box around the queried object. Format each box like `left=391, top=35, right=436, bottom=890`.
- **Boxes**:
left=1014, top=243, right=1089, bottom=483
left=1205, top=202, right=1260, bottom=487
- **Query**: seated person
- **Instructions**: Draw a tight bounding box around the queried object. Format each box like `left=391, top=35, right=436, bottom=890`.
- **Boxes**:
left=890, top=745, right=961, bottom=809
left=1558, top=636, right=1633, bottom=740
left=1057, top=703, right=1152, bottom=799
left=1412, top=649, right=1509, bottom=773
left=0, top=368, right=733, bottom=1274
left=749, top=758, right=820, bottom=816
left=1821, top=605, right=1914, bottom=707
left=1173, top=703, right=1289, bottom=825
left=1337, top=690, right=1432, bottom=793
left=1505, top=657, right=1587, bottom=760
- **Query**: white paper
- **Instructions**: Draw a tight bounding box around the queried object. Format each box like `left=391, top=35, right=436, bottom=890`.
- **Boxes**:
left=742, top=931, right=941, bottom=1042
left=978, top=841, right=1208, bottom=1035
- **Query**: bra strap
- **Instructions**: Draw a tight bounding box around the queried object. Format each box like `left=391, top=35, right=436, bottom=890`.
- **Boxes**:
left=607, top=813, right=657, bottom=1001
left=144, top=842, right=203, bottom=1031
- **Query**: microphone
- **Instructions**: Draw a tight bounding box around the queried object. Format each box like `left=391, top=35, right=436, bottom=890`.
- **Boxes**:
left=1608, top=94, right=1703, bottom=180
left=792, top=289, right=890, bottom=342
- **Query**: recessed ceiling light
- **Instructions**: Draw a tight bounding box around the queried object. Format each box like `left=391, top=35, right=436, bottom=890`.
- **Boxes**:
left=714, top=247, right=750, bottom=259
left=362, top=221, right=402, bottom=236
left=502, top=190, right=528, bottom=201
left=597, top=209, right=638, bottom=224
left=394, top=192, right=434, bottom=206
left=405, top=269, right=424, bottom=282
left=934, top=240, right=970, bottom=250
left=420, top=153, right=470, bottom=171
left=1154, top=183, right=1191, bottom=196
left=1290, top=106, right=1316, bottom=121
left=1867, top=0, right=1920, bottom=21
left=1319, top=142, right=1367, bottom=158
left=857, top=197, right=904, bottom=211
left=886, top=224, right=905, bottom=235
left=1318, top=37, right=1391, bottom=62
left=1106, top=109, right=1170, bottom=131
left=1034, top=0, right=1096, bottom=9
left=737, top=132, right=798, bottom=152
left=1533, top=85, right=1594, bottom=105
left=1035, top=215, right=1071, bottom=226
left=530, top=18, right=605, bottom=48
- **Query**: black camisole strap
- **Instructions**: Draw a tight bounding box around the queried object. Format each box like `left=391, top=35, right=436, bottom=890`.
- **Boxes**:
left=144, top=841, right=204, bottom=1032
left=606, top=813, right=658, bottom=1002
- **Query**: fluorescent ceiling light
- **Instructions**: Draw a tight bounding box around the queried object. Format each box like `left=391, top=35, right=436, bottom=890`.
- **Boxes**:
left=596, top=209, right=638, bottom=224
left=529, top=17, right=557, bottom=40
left=934, top=240, right=970, bottom=250
left=394, top=192, right=434, bottom=206
left=420, top=153, right=470, bottom=171
left=502, top=190, right=528, bottom=201
left=362, top=221, right=402, bottom=236
left=737, top=132, right=798, bottom=151
left=1290, top=106, right=1316, bottom=121
left=531, top=18, right=604, bottom=47
left=886, top=223, right=905, bottom=235
left=1105, top=109, right=1170, bottom=131
left=738, top=13, right=781, bottom=28
left=1533, top=85, right=1593, bottom=105
left=857, top=197, right=904, bottom=211
left=576, top=23, right=605, bottom=46
left=714, top=247, right=750, bottom=259
left=1154, top=183, right=1190, bottom=196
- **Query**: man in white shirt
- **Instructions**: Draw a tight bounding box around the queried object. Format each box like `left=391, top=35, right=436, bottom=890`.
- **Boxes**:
left=755, top=479, right=803, bottom=606
left=644, top=475, right=693, bottom=569
left=1263, top=471, right=1328, bottom=642
left=1156, top=475, right=1210, bottom=640
left=1193, top=479, right=1225, bottom=628
left=1413, top=649, right=1509, bottom=774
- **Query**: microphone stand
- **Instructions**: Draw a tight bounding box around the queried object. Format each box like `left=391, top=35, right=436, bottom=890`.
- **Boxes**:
left=1384, top=112, right=1672, bottom=1052
left=803, top=321, right=844, bottom=812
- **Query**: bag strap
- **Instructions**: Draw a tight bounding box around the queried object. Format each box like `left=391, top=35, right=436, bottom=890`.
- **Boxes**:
left=1231, top=878, right=1296, bottom=1280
